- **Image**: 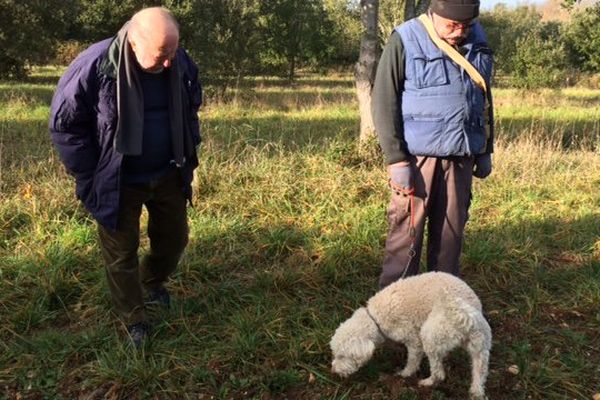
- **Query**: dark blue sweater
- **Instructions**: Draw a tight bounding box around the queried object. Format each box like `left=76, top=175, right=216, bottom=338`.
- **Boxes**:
left=121, top=68, right=174, bottom=184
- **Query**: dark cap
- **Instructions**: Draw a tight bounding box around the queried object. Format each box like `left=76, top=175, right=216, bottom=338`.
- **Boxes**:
left=430, top=0, right=480, bottom=21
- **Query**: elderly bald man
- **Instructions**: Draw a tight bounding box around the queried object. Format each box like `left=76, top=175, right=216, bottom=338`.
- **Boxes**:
left=50, top=7, right=202, bottom=347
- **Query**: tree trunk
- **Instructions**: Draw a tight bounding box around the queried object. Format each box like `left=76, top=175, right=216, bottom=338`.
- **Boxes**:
left=404, top=0, right=415, bottom=21
left=405, top=0, right=431, bottom=20
left=416, top=0, right=431, bottom=17
left=355, top=0, right=379, bottom=143
left=288, top=54, right=296, bottom=81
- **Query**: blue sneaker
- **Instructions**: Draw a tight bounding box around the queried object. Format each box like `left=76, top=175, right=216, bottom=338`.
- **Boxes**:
left=127, top=322, right=150, bottom=349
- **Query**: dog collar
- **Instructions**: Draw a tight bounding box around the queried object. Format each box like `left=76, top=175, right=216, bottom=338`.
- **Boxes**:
left=365, top=307, right=391, bottom=341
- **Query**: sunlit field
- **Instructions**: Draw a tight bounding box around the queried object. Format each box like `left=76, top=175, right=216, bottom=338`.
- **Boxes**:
left=0, top=68, right=598, bottom=399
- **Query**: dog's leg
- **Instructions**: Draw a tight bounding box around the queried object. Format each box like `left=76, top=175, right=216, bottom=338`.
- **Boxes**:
left=418, top=347, right=446, bottom=387
left=466, top=319, right=492, bottom=399
left=418, top=313, right=461, bottom=387
left=395, top=337, right=423, bottom=378
left=468, top=345, right=489, bottom=399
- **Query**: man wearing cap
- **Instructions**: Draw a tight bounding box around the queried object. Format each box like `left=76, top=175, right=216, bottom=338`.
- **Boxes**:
left=372, top=0, right=494, bottom=288
left=49, top=7, right=202, bottom=347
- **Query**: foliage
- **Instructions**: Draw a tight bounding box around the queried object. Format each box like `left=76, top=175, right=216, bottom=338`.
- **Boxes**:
left=51, top=0, right=349, bottom=89
left=259, top=0, right=335, bottom=80
left=53, top=41, right=88, bottom=66
left=509, top=22, right=570, bottom=89
left=378, top=0, right=431, bottom=41
left=564, top=2, right=600, bottom=72
left=403, top=0, right=431, bottom=20
left=378, top=0, right=404, bottom=40
left=4, top=0, right=598, bottom=88
left=72, top=0, right=154, bottom=42
left=0, top=0, right=76, bottom=78
left=323, top=0, right=362, bottom=66
left=179, top=0, right=263, bottom=94
left=479, top=5, right=547, bottom=77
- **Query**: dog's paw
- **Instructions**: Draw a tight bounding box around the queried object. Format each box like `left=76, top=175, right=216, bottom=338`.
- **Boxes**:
left=418, top=377, right=438, bottom=387
left=469, top=391, right=487, bottom=400
left=395, top=367, right=415, bottom=378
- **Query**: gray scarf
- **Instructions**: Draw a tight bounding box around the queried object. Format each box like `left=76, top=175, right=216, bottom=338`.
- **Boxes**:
left=112, top=22, right=185, bottom=166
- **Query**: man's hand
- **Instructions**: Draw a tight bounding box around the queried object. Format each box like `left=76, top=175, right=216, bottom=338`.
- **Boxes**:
left=473, top=153, right=492, bottom=179
left=388, top=161, right=414, bottom=193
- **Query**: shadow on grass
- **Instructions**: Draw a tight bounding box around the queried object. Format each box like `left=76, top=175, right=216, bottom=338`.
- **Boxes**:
left=2, top=112, right=597, bottom=171
left=1, top=199, right=598, bottom=398
left=225, top=90, right=357, bottom=112
left=204, top=113, right=359, bottom=150
left=462, top=212, right=599, bottom=399
left=0, top=85, right=56, bottom=105
left=23, top=74, right=61, bottom=86
left=228, top=77, right=354, bottom=90
left=1, top=71, right=598, bottom=399
left=563, top=93, right=600, bottom=105
left=175, top=206, right=600, bottom=398
left=496, top=115, right=600, bottom=150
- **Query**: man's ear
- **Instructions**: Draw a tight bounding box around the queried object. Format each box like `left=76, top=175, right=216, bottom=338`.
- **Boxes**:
left=129, top=37, right=138, bottom=52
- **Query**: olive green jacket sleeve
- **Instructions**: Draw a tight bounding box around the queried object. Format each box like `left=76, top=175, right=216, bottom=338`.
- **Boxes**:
left=371, top=32, right=407, bottom=165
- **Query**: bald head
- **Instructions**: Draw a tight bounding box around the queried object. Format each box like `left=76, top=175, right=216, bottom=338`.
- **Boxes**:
left=128, top=7, right=180, bottom=73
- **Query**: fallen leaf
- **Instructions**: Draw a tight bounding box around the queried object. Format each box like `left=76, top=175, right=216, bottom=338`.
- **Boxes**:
left=507, top=365, right=519, bottom=375
left=308, top=372, right=316, bottom=384
left=571, top=310, right=584, bottom=318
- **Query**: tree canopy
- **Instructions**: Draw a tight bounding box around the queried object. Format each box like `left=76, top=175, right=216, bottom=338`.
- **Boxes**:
left=1, top=0, right=599, bottom=89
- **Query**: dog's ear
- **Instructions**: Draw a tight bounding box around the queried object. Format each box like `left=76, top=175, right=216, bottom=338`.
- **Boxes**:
left=349, top=338, right=376, bottom=362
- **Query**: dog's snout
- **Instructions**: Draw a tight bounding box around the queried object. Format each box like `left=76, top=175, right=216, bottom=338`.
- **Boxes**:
left=330, top=361, right=337, bottom=374
left=331, top=361, right=343, bottom=377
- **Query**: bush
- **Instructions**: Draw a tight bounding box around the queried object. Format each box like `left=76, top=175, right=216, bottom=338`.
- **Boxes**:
left=509, top=21, right=570, bottom=89
left=575, top=73, right=600, bottom=89
left=54, top=41, right=88, bottom=66
left=564, top=2, right=600, bottom=73
left=0, top=0, right=75, bottom=78
left=479, top=5, right=545, bottom=77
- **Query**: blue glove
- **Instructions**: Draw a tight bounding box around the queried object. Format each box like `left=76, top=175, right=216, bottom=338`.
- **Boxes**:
left=473, top=154, right=492, bottom=179
left=388, top=161, right=413, bottom=193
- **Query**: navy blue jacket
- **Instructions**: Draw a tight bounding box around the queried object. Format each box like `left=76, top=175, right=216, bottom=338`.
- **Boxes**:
left=49, top=38, right=202, bottom=230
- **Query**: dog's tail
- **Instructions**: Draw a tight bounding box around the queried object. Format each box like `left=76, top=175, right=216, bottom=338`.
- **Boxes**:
left=435, top=288, right=491, bottom=337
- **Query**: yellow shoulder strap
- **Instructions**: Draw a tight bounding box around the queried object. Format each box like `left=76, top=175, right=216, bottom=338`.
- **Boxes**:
left=417, top=14, right=487, bottom=93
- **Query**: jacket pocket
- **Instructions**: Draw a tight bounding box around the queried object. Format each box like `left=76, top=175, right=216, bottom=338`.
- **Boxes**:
left=412, top=52, right=448, bottom=89
left=388, top=192, right=411, bottom=226
left=182, top=78, right=201, bottom=146
left=404, top=116, right=445, bottom=156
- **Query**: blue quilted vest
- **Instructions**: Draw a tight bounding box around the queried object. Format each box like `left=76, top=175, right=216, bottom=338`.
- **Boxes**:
left=395, top=18, right=493, bottom=157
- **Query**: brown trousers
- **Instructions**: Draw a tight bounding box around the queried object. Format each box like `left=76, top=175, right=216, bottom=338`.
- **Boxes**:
left=98, top=169, right=189, bottom=325
left=379, top=156, right=474, bottom=288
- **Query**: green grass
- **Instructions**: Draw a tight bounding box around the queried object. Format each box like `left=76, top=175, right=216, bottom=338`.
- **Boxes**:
left=0, top=68, right=599, bottom=399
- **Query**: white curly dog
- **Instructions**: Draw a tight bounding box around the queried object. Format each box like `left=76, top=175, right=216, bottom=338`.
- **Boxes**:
left=330, top=271, right=492, bottom=399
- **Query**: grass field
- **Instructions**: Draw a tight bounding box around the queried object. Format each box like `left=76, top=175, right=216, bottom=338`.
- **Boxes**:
left=0, top=67, right=599, bottom=399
